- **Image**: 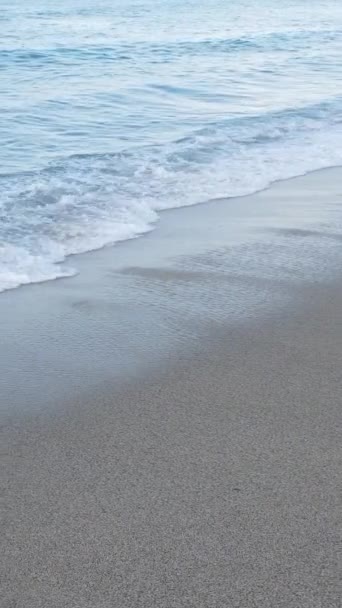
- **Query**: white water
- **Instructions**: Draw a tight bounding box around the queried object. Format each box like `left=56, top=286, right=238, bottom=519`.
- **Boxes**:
left=1, top=0, right=342, bottom=292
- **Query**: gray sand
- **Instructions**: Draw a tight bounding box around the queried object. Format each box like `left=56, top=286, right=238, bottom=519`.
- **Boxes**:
left=2, top=170, right=342, bottom=607
left=2, top=283, right=342, bottom=607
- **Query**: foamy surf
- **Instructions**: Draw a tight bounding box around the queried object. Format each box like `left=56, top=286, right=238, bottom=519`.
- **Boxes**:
left=1, top=101, right=342, bottom=292
left=1, top=0, right=342, bottom=292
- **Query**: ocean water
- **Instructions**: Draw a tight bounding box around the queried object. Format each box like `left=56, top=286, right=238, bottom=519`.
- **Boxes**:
left=1, top=0, right=342, bottom=292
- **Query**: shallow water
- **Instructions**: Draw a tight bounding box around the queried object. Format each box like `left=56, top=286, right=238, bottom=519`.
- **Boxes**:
left=1, top=0, right=342, bottom=291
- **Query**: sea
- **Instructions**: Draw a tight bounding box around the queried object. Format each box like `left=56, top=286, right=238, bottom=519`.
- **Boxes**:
left=1, top=0, right=342, bottom=292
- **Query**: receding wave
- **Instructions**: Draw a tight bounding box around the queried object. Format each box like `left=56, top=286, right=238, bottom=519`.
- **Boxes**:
left=1, top=98, right=342, bottom=292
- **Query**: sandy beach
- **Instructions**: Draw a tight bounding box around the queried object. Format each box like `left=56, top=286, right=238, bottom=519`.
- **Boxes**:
left=2, top=169, right=342, bottom=607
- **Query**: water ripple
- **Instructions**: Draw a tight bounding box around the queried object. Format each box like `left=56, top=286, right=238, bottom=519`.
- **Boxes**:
left=0, top=0, right=342, bottom=291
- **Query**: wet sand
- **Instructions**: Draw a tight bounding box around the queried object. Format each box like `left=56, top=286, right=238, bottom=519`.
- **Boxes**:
left=2, top=169, right=342, bottom=607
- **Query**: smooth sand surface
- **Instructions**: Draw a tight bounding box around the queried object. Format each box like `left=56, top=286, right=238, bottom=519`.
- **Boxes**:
left=3, top=292, right=342, bottom=608
left=2, top=170, right=342, bottom=607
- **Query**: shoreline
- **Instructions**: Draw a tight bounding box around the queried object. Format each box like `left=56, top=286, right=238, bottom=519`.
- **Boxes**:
left=1, top=167, right=342, bottom=419
left=0, top=164, right=341, bottom=298
left=2, top=167, right=342, bottom=606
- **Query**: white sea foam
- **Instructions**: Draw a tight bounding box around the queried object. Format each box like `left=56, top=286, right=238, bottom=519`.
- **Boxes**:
left=1, top=102, right=342, bottom=292
left=1, top=0, right=342, bottom=292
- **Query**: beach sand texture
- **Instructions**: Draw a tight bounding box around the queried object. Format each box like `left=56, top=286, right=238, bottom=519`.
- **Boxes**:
left=2, top=170, right=342, bottom=607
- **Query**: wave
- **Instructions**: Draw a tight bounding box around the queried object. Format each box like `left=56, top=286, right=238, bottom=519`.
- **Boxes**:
left=1, top=98, right=342, bottom=293
left=2, top=27, right=342, bottom=64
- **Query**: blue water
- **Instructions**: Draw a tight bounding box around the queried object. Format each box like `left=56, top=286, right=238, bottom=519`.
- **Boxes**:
left=1, top=0, right=342, bottom=291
